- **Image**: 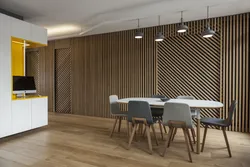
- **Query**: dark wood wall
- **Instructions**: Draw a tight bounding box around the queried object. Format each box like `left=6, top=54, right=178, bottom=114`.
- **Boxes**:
left=26, top=13, right=250, bottom=132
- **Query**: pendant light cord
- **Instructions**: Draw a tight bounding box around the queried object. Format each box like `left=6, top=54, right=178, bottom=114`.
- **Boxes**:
left=207, top=6, right=210, bottom=27
left=181, top=11, right=183, bottom=23
left=137, top=19, right=140, bottom=29
left=158, top=15, right=161, bottom=32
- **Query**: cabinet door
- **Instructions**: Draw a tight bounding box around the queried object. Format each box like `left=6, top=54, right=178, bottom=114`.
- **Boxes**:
left=12, top=100, right=32, bottom=134
left=31, top=98, right=48, bottom=129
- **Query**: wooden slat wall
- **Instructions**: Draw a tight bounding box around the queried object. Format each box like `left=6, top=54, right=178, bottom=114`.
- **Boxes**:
left=71, top=28, right=158, bottom=117
left=27, top=13, right=249, bottom=132
left=221, top=14, right=249, bottom=132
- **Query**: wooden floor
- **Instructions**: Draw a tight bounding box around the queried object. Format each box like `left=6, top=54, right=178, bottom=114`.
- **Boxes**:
left=0, top=113, right=250, bottom=167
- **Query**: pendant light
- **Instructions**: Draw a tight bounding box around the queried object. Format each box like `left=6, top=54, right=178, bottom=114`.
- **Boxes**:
left=155, top=15, right=164, bottom=42
left=177, top=11, right=188, bottom=33
left=202, top=6, right=215, bottom=38
left=135, top=19, right=143, bottom=39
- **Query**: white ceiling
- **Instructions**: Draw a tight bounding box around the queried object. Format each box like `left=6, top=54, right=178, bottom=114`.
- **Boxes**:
left=0, top=0, right=249, bottom=40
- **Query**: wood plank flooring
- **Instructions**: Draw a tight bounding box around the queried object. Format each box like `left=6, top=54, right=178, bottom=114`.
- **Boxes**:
left=0, top=113, right=250, bottom=167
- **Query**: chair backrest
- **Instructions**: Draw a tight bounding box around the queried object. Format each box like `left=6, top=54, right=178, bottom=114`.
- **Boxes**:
left=176, top=96, right=195, bottom=100
left=128, top=101, right=154, bottom=124
left=162, top=102, right=193, bottom=128
left=225, top=100, right=237, bottom=126
left=109, top=95, right=120, bottom=115
left=152, top=94, right=166, bottom=98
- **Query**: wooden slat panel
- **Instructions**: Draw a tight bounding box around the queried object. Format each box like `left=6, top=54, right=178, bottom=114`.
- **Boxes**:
left=158, top=33, right=221, bottom=127
left=221, top=13, right=250, bottom=132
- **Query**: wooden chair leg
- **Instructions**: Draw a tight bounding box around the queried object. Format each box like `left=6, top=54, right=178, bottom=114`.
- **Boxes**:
left=162, top=127, right=173, bottom=157
left=151, top=124, right=159, bottom=146
left=110, top=117, right=118, bottom=137
left=222, top=127, right=232, bottom=157
left=138, top=123, right=143, bottom=135
left=118, top=117, right=122, bottom=132
left=182, top=128, right=193, bottom=163
left=187, top=128, right=194, bottom=152
left=167, top=127, right=174, bottom=148
left=158, top=121, right=164, bottom=140
left=145, top=125, right=153, bottom=154
left=201, top=125, right=208, bottom=152
left=171, top=127, right=177, bottom=141
left=134, top=124, right=138, bottom=141
left=127, top=120, right=130, bottom=137
left=191, top=128, right=196, bottom=144
left=143, top=126, right=146, bottom=137
left=128, top=124, right=137, bottom=149
left=163, top=124, right=167, bottom=133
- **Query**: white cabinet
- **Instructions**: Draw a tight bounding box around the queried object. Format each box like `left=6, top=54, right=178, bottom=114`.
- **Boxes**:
left=31, top=98, right=48, bottom=129
left=12, top=100, right=32, bottom=134
left=11, top=17, right=31, bottom=40
left=31, top=24, right=47, bottom=45
left=11, top=97, right=48, bottom=136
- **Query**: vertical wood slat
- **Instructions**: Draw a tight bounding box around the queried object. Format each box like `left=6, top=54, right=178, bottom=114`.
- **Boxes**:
left=221, top=13, right=250, bottom=132
left=27, top=13, right=249, bottom=132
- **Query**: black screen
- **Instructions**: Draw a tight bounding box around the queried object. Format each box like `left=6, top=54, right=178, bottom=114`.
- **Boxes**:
left=13, top=76, right=36, bottom=91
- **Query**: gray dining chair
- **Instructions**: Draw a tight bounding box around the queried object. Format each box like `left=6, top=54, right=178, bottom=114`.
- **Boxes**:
left=151, top=94, right=167, bottom=139
left=201, top=100, right=237, bottom=157
left=161, top=102, right=194, bottom=162
left=109, top=95, right=129, bottom=137
left=175, top=95, right=197, bottom=143
left=127, top=101, right=158, bottom=154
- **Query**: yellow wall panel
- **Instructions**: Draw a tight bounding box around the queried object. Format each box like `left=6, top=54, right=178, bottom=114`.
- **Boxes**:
left=12, top=42, right=24, bottom=76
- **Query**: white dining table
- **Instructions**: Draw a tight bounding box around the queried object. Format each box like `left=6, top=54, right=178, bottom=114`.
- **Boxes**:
left=117, top=98, right=223, bottom=154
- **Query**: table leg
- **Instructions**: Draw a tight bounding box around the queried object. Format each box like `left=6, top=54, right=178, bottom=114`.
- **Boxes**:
left=196, top=110, right=201, bottom=154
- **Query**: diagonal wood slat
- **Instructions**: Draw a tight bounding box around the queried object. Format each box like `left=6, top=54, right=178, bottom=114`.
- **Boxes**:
left=55, top=48, right=72, bottom=114
left=158, top=33, right=221, bottom=123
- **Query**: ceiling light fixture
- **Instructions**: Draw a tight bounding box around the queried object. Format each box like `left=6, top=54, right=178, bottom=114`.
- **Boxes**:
left=155, top=15, right=164, bottom=42
left=135, top=19, right=143, bottom=39
left=12, top=41, right=30, bottom=46
left=202, top=6, right=215, bottom=38
left=177, top=11, right=188, bottom=33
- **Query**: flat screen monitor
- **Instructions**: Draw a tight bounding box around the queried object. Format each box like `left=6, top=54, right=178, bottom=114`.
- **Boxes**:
left=13, top=76, right=37, bottom=94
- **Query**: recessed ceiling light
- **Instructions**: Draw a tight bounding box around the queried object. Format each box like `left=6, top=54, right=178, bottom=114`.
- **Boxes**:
left=46, top=24, right=81, bottom=37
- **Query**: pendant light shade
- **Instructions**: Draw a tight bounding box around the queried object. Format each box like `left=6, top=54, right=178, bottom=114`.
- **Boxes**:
left=155, top=32, right=164, bottom=42
left=135, top=31, right=143, bottom=39
left=155, top=15, right=164, bottom=42
left=177, top=11, right=188, bottom=33
left=201, top=26, right=215, bottom=38
left=135, top=19, right=143, bottom=39
left=177, top=24, right=188, bottom=33
left=202, top=6, right=215, bottom=38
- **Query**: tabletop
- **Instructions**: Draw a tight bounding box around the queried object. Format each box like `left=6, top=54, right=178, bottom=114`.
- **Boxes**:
left=117, top=98, right=223, bottom=109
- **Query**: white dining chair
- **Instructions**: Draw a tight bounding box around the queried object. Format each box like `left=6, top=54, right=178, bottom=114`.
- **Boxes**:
left=161, top=102, right=194, bottom=162
left=175, top=96, right=197, bottom=143
left=109, top=95, right=129, bottom=137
